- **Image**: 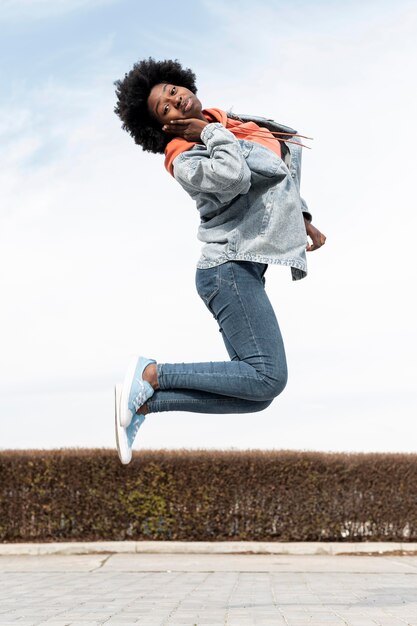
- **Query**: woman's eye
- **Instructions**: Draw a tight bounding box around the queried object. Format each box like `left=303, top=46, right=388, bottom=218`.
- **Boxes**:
left=171, top=87, right=176, bottom=95
left=163, top=104, right=169, bottom=114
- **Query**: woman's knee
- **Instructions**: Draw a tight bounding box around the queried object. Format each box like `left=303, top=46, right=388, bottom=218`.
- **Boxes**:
left=253, top=367, right=288, bottom=401
left=270, top=367, right=288, bottom=398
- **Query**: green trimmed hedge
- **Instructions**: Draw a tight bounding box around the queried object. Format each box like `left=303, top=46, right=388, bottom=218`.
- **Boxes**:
left=0, top=449, right=416, bottom=542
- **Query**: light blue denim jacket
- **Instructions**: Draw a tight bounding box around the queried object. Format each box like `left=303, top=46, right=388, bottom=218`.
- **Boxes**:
left=172, top=112, right=312, bottom=280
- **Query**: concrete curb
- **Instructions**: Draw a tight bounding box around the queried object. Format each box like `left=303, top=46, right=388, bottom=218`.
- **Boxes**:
left=1, top=541, right=417, bottom=556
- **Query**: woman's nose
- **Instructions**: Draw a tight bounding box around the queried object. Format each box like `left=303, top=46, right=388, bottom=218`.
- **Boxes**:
left=174, top=94, right=183, bottom=109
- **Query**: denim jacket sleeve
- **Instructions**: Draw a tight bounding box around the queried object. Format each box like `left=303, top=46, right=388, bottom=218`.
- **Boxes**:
left=172, top=122, right=252, bottom=203
left=301, top=197, right=312, bottom=222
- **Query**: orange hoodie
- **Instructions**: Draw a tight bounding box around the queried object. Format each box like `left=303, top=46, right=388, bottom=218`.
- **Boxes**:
left=164, top=107, right=283, bottom=176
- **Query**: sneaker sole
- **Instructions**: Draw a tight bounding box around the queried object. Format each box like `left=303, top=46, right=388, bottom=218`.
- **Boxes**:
left=114, top=384, right=132, bottom=465
left=119, top=355, right=141, bottom=428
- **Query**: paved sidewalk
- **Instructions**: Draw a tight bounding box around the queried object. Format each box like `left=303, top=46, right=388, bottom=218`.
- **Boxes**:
left=1, top=541, right=416, bottom=556
left=0, top=553, right=416, bottom=625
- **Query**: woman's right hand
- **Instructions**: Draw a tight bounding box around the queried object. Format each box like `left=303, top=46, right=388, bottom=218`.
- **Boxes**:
left=305, top=221, right=326, bottom=251
left=162, top=118, right=209, bottom=142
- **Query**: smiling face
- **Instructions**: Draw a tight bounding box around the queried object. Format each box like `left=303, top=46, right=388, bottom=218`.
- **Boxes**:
left=147, top=83, right=205, bottom=125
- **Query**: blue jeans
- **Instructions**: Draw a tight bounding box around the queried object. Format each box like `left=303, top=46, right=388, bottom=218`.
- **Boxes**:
left=147, top=261, right=287, bottom=414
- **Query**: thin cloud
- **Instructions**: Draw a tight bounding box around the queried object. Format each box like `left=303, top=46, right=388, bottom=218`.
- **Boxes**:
left=0, top=0, right=118, bottom=22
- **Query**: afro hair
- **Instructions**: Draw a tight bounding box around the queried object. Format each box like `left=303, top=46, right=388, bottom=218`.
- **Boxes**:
left=114, top=57, right=198, bottom=154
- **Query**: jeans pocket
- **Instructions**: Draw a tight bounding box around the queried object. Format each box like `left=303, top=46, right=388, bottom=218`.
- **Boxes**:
left=195, top=266, right=220, bottom=308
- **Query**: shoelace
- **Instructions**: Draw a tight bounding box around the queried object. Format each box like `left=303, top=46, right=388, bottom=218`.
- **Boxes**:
left=132, top=381, right=149, bottom=412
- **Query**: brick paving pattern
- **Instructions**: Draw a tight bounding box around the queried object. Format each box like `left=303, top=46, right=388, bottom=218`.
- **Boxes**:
left=0, top=554, right=416, bottom=625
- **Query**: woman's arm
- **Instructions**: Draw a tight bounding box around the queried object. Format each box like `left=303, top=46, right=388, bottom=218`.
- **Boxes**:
left=166, top=119, right=252, bottom=203
left=304, top=219, right=326, bottom=251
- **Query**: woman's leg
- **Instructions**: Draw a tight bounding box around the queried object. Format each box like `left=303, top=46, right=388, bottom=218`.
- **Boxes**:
left=145, top=261, right=287, bottom=415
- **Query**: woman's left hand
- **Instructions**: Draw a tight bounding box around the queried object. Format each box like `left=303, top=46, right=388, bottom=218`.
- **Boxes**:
left=162, top=118, right=209, bottom=142
left=305, top=219, right=326, bottom=251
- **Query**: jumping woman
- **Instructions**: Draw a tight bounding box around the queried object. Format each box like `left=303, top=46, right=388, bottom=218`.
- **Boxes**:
left=113, top=57, right=326, bottom=464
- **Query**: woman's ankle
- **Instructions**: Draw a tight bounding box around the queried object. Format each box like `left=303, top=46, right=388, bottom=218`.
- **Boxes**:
left=138, top=403, right=149, bottom=416
left=143, top=363, right=159, bottom=390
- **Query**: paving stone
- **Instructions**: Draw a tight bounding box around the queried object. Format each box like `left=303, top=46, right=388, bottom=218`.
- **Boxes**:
left=0, top=554, right=416, bottom=625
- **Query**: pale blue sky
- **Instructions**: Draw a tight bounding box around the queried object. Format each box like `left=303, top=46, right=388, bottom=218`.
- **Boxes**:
left=1, top=0, right=416, bottom=453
